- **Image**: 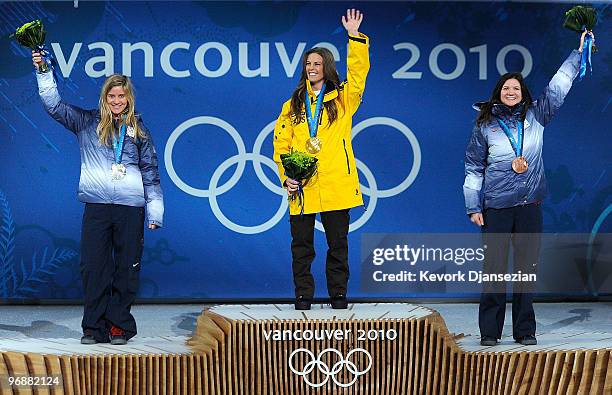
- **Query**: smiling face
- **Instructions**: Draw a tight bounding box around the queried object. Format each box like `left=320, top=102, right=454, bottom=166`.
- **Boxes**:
left=106, top=86, right=128, bottom=116
left=500, top=78, right=522, bottom=107
left=305, top=52, right=325, bottom=90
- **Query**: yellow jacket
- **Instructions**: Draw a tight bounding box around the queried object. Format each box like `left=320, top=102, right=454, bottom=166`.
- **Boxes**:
left=273, top=33, right=370, bottom=215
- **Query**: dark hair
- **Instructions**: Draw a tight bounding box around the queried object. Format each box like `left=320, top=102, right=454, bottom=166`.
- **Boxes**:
left=476, top=72, right=533, bottom=127
left=289, top=47, right=343, bottom=125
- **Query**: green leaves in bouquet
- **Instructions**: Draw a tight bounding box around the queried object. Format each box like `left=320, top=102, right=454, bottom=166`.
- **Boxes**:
left=280, top=149, right=318, bottom=187
left=563, top=6, right=598, bottom=54
left=11, top=19, right=46, bottom=49
left=563, top=6, right=597, bottom=33
left=10, top=19, right=49, bottom=72
left=280, top=149, right=318, bottom=212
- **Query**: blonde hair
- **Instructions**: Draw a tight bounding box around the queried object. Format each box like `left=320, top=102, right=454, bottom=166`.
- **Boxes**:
left=97, top=74, right=145, bottom=146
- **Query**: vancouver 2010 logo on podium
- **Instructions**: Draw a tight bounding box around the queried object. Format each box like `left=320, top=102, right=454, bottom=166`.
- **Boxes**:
left=288, top=348, right=373, bottom=388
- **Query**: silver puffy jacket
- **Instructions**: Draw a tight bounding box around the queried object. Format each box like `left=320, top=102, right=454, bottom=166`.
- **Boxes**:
left=464, top=50, right=581, bottom=214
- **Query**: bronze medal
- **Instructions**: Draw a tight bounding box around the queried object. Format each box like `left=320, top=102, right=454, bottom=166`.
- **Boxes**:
left=305, top=137, right=322, bottom=154
left=512, top=156, right=528, bottom=174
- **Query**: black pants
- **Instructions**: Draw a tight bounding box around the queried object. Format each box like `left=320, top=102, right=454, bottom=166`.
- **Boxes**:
left=80, top=203, right=144, bottom=342
left=479, top=203, right=542, bottom=340
left=290, top=209, right=350, bottom=298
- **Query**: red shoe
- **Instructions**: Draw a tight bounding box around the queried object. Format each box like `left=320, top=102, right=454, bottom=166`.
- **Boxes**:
left=109, top=325, right=127, bottom=345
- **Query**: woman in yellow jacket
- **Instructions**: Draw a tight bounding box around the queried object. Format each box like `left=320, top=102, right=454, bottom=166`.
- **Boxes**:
left=273, top=9, right=369, bottom=310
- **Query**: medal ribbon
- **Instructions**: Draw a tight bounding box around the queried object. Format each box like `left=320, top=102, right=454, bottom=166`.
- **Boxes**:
left=297, top=182, right=305, bottom=216
left=305, top=82, right=326, bottom=138
left=497, top=118, right=524, bottom=157
left=579, top=32, right=593, bottom=80
left=112, top=115, right=127, bottom=164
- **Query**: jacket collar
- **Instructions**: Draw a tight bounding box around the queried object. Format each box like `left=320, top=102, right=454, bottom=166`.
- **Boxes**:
left=306, top=80, right=338, bottom=103
left=491, top=102, right=525, bottom=124
left=473, top=101, right=532, bottom=129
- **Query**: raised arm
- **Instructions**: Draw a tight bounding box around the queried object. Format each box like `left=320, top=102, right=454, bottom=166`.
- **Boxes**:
left=532, top=32, right=593, bottom=127
left=343, top=9, right=370, bottom=115
left=33, top=50, right=92, bottom=134
left=136, top=117, right=164, bottom=229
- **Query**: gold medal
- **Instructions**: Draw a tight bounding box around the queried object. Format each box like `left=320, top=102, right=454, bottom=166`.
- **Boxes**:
left=512, top=156, right=528, bottom=174
left=304, top=83, right=325, bottom=155
left=305, top=137, right=322, bottom=154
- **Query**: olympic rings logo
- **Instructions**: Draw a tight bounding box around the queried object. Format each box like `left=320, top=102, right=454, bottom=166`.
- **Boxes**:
left=164, top=116, right=421, bottom=234
left=288, top=347, right=372, bottom=388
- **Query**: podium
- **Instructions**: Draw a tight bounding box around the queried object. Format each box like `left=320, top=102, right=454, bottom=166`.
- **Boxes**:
left=0, top=303, right=610, bottom=394
left=188, top=303, right=611, bottom=394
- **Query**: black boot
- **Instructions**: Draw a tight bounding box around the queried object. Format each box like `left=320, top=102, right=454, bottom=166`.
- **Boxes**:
left=331, top=293, right=348, bottom=309
left=295, top=296, right=312, bottom=310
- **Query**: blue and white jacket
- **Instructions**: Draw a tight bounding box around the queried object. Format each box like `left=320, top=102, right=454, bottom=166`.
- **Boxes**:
left=463, top=50, right=581, bottom=214
left=37, top=71, right=164, bottom=227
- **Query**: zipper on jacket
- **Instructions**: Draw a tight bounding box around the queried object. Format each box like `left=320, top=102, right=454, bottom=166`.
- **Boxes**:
left=342, top=139, right=351, bottom=174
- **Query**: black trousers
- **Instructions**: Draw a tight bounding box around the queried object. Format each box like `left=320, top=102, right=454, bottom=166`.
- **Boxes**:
left=479, top=203, right=542, bottom=340
left=80, top=203, right=144, bottom=342
left=290, top=209, right=350, bottom=298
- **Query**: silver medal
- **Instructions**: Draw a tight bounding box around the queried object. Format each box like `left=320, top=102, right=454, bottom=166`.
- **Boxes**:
left=111, top=163, right=127, bottom=180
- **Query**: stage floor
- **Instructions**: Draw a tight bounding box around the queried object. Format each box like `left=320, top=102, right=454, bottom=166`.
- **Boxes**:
left=0, top=302, right=611, bottom=354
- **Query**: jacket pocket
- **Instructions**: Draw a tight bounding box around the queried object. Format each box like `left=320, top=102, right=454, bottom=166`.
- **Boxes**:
left=342, top=139, right=351, bottom=175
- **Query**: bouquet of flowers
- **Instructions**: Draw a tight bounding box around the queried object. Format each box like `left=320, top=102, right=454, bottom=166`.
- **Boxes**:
left=563, top=6, right=598, bottom=80
left=10, top=20, right=50, bottom=72
left=563, top=6, right=597, bottom=33
left=280, top=149, right=318, bottom=215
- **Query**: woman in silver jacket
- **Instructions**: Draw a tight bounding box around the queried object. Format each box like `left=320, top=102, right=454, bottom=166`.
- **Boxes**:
left=32, top=51, right=164, bottom=345
left=463, top=31, right=594, bottom=347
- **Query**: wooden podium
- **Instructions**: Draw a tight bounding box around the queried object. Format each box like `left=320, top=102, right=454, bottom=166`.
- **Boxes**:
left=188, top=303, right=611, bottom=394
left=0, top=303, right=610, bottom=394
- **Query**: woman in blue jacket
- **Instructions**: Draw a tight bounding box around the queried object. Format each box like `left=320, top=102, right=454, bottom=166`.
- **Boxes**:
left=463, top=31, right=594, bottom=347
left=32, top=51, right=164, bottom=345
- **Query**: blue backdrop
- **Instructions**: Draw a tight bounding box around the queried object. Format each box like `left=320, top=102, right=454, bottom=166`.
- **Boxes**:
left=0, top=1, right=610, bottom=300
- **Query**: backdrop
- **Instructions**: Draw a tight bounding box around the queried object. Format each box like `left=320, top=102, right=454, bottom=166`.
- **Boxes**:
left=0, top=1, right=610, bottom=301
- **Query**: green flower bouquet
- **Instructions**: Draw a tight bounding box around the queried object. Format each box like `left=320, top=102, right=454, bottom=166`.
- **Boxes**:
left=280, top=149, right=318, bottom=215
left=563, top=6, right=598, bottom=53
left=563, top=6, right=598, bottom=80
left=10, top=20, right=49, bottom=72
left=563, top=6, right=597, bottom=32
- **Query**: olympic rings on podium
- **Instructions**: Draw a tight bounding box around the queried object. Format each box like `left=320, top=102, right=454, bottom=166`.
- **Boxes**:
left=288, top=347, right=373, bottom=388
